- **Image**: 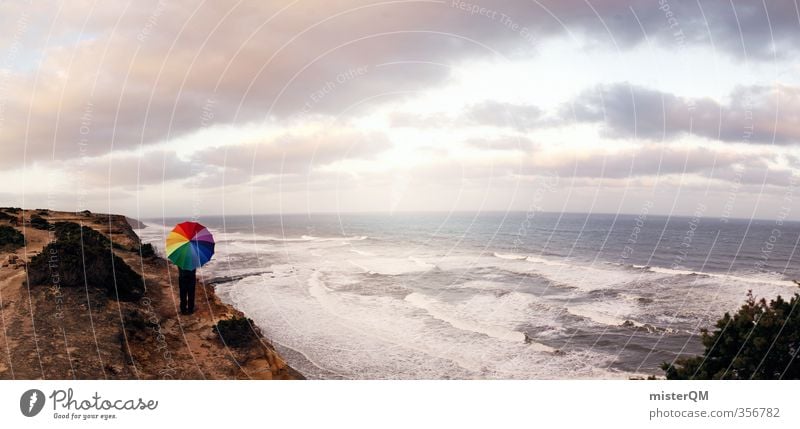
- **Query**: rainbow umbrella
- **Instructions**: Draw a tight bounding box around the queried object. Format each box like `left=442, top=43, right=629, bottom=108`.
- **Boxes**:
left=165, top=222, right=215, bottom=270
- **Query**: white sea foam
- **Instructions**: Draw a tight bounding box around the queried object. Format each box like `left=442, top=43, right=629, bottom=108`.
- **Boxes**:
left=567, top=303, right=635, bottom=328
left=346, top=257, right=436, bottom=276
left=646, top=265, right=791, bottom=288
left=216, top=264, right=631, bottom=379
left=407, top=292, right=537, bottom=346
left=524, top=255, right=569, bottom=267
left=408, top=256, right=437, bottom=270
left=348, top=248, right=374, bottom=256
left=493, top=252, right=527, bottom=260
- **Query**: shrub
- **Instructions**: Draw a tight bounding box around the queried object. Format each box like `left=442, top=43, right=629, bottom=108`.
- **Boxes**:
left=0, top=225, right=25, bottom=251
left=0, top=211, right=15, bottom=222
left=662, top=289, right=800, bottom=379
left=35, top=209, right=49, bottom=216
left=54, top=221, right=110, bottom=248
left=212, top=316, right=260, bottom=348
left=26, top=223, right=144, bottom=302
left=139, top=243, right=156, bottom=258
left=55, top=221, right=128, bottom=249
left=1, top=207, right=21, bottom=214
left=29, top=215, right=50, bottom=230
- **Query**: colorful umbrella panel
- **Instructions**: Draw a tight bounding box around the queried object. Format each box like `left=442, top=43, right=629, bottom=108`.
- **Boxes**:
left=166, top=221, right=215, bottom=270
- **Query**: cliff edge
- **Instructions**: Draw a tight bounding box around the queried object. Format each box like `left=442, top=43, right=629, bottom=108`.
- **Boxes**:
left=0, top=208, right=303, bottom=380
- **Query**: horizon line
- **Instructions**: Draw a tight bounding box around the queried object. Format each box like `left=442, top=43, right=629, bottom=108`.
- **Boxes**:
left=7, top=206, right=793, bottom=224
left=130, top=209, right=797, bottom=224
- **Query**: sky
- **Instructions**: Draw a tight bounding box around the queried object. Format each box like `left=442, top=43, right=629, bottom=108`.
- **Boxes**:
left=0, top=0, right=799, bottom=220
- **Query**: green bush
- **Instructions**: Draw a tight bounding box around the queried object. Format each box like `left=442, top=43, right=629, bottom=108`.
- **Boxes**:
left=139, top=243, right=156, bottom=258
left=212, top=316, right=260, bottom=348
left=54, top=221, right=110, bottom=248
left=0, top=225, right=25, bottom=251
left=29, top=215, right=50, bottom=230
left=54, top=221, right=127, bottom=250
left=26, top=223, right=143, bottom=302
left=662, top=289, right=800, bottom=379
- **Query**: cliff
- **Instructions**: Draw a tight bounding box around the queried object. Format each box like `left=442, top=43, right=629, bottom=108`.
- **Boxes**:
left=0, top=208, right=303, bottom=380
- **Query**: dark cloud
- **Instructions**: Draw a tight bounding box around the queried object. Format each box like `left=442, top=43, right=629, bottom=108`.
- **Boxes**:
left=712, top=163, right=796, bottom=187
left=3, top=0, right=798, bottom=167
left=567, top=83, right=800, bottom=144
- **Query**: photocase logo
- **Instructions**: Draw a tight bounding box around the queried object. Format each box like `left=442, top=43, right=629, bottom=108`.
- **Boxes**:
left=20, top=389, right=45, bottom=417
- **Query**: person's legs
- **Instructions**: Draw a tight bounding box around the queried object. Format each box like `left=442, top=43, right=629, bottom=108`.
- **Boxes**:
left=179, top=282, right=188, bottom=314
left=187, top=282, right=196, bottom=314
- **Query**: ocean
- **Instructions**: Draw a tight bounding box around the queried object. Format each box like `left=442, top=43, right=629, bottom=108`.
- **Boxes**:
left=135, top=212, right=800, bottom=379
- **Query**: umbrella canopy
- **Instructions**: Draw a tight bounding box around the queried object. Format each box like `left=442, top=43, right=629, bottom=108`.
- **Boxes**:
left=165, top=221, right=215, bottom=270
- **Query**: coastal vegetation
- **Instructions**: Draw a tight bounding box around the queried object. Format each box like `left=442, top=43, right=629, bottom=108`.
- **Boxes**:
left=139, top=243, right=156, bottom=258
left=0, top=225, right=25, bottom=251
left=29, top=214, right=50, bottom=230
left=27, top=221, right=144, bottom=301
left=0, top=211, right=16, bottom=222
left=213, top=316, right=261, bottom=348
left=663, top=288, right=800, bottom=379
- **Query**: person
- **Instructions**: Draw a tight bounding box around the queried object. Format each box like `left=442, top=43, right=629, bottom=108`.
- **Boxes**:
left=178, top=268, right=197, bottom=315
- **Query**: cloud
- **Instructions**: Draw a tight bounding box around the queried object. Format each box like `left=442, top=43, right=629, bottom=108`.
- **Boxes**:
left=388, top=111, right=454, bottom=129
left=464, top=135, right=535, bottom=151
left=193, top=129, right=392, bottom=176
left=388, top=101, right=543, bottom=131
left=567, top=83, right=800, bottom=144
left=72, top=150, right=195, bottom=189
left=466, top=101, right=543, bottom=130
left=515, top=144, right=782, bottom=181
left=4, top=0, right=798, bottom=168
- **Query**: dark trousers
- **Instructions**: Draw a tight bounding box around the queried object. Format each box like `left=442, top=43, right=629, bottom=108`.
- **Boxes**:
left=179, top=281, right=195, bottom=313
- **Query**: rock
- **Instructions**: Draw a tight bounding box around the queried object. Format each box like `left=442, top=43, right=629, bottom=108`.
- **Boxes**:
left=274, top=354, right=287, bottom=370
left=163, top=319, right=176, bottom=331
left=201, top=343, right=211, bottom=349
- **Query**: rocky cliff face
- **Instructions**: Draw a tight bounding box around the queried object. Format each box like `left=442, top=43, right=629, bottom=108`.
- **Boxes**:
left=0, top=208, right=302, bottom=380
